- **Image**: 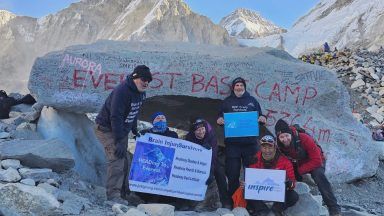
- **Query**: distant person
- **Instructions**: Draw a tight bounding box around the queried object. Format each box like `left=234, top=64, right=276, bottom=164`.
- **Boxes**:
left=0, top=90, right=17, bottom=119
left=244, top=135, right=298, bottom=216
left=140, top=112, right=178, bottom=138
left=94, top=65, right=152, bottom=205
left=216, top=77, right=267, bottom=206
left=323, top=42, right=331, bottom=53
left=274, top=119, right=341, bottom=216
left=372, top=123, right=384, bottom=141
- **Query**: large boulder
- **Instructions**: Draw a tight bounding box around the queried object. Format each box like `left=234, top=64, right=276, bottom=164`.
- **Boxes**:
left=28, top=41, right=379, bottom=182
left=0, top=183, right=60, bottom=216
left=0, top=139, right=74, bottom=173
left=37, top=107, right=106, bottom=185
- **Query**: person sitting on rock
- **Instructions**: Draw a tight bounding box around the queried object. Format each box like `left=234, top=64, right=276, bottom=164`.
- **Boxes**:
left=139, top=112, right=178, bottom=138
left=135, top=111, right=179, bottom=204
left=274, top=119, right=341, bottom=216
left=185, top=117, right=221, bottom=210
left=244, top=135, right=298, bottom=216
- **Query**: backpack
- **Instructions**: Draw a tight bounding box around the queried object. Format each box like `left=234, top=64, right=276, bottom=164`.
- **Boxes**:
left=291, top=124, right=326, bottom=161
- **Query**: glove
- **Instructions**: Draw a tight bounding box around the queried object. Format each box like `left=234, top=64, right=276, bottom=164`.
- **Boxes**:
left=114, top=140, right=128, bottom=159
left=205, top=175, right=214, bottom=185
left=285, top=180, right=294, bottom=190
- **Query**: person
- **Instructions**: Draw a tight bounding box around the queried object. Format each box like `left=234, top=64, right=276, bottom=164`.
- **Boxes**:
left=94, top=65, right=152, bottom=204
left=185, top=117, right=220, bottom=210
left=372, top=123, right=384, bottom=141
left=136, top=111, right=178, bottom=203
left=0, top=90, right=17, bottom=119
left=139, top=112, right=178, bottom=138
left=274, top=119, right=341, bottom=216
left=323, top=42, right=330, bottom=53
left=216, top=77, right=267, bottom=204
left=245, top=135, right=298, bottom=216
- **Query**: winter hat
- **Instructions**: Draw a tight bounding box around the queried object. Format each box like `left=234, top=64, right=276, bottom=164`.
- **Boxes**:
left=274, top=119, right=291, bottom=136
left=232, top=77, right=246, bottom=90
left=260, top=135, right=276, bottom=146
left=151, top=112, right=166, bottom=124
left=130, top=65, right=152, bottom=82
left=190, top=117, right=206, bottom=132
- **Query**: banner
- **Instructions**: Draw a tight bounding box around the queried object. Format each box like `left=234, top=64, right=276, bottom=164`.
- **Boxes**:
left=129, top=133, right=212, bottom=201
left=224, top=111, right=259, bottom=137
left=244, top=168, right=286, bottom=202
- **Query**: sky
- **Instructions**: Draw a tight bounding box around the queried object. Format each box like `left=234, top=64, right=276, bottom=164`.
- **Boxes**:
left=0, top=0, right=320, bottom=29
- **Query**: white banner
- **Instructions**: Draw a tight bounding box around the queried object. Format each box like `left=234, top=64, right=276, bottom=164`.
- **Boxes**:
left=129, top=133, right=211, bottom=201
left=244, top=168, right=286, bottom=202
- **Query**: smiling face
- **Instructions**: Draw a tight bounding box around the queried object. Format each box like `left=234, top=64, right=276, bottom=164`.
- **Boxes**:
left=133, top=77, right=150, bottom=92
left=278, top=132, right=292, bottom=147
left=260, top=143, right=276, bottom=161
left=233, top=82, right=245, bottom=97
left=194, top=126, right=206, bottom=140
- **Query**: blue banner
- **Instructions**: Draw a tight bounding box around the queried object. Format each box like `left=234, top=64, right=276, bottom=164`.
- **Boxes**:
left=224, top=111, right=259, bottom=137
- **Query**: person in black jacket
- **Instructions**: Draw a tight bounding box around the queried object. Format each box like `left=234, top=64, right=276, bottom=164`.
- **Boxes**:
left=216, top=77, right=266, bottom=204
left=139, top=112, right=178, bottom=138
left=94, top=65, right=152, bottom=204
left=0, top=90, right=17, bottom=119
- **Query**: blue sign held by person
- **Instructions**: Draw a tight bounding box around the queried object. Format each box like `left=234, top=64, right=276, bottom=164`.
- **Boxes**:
left=224, top=111, right=259, bottom=137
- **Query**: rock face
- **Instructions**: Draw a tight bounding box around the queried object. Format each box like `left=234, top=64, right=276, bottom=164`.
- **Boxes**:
left=0, top=183, right=60, bottom=216
left=28, top=40, right=378, bottom=183
left=37, top=107, right=106, bottom=185
left=0, top=138, right=75, bottom=172
left=0, top=0, right=236, bottom=93
left=220, top=8, right=286, bottom=39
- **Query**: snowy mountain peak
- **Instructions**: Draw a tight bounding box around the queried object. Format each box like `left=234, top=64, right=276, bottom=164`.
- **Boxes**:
left=0, top=10, right=16, bottom=26
left=220, top=8, right=286, bottom=39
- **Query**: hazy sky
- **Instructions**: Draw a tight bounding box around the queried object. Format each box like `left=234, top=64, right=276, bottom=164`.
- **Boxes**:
left=0, top=0, right=320, bottom=29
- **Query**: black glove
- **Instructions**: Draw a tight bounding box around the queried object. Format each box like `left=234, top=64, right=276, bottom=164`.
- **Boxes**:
left=114, top=140, right=128, bottom=159
left=205, top=175, right=214, bottom=185
left=285, top=180, right=294, bottom=190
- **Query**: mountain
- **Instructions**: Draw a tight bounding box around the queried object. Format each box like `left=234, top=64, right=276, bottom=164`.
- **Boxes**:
left=0, top=0, right=236, bottom=93
left=219, top=8, right=286, bottom=39
left=240, top=0, right=384, bottom=57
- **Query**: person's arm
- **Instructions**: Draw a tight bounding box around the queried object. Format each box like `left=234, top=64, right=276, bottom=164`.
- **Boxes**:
left=254, top=98, right=266, bottom=123
left=297, top=134, right=323, bottom=175
left=285, top=158, right=296, bottom=189
left=110, top=87, right=130, bottom=143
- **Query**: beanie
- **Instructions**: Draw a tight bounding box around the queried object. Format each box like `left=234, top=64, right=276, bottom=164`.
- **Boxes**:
left=151, top=111, right=165, bottom=124
left=190, top=117, right=206, bottom=132
left=274, top=119, right=291, bottom=136
left=131, top=65, right=152, bottom=82
left=232, top=77, right=246, bottom=90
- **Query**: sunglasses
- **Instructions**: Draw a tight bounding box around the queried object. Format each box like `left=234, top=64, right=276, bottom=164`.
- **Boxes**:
left=260, top=135, right=275, bottom=144
left=140, top=77, right=152, bottom=83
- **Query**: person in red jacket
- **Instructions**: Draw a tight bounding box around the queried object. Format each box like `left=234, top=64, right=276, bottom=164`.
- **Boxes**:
left=274, top=119, right=341, bottom=216
left=246, top=135, right=298, bottom=216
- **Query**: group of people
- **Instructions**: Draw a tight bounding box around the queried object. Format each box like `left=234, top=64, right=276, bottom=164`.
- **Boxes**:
left=94, top=65, right=341, bottom=216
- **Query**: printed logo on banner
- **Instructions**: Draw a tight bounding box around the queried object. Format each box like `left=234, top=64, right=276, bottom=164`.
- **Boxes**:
left=129, top=142, right=175, bottom=186
left=247, top=178, right=283, bottom=194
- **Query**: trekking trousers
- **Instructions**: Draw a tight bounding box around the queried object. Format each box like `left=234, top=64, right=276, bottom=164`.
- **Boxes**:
left=95, top=126, right=128, bottom=199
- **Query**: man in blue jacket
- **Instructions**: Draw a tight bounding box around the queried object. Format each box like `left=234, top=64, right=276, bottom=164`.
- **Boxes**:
left=216, top=77, right=266, bottom=206
left=95, top=65, right=152, bottom=204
